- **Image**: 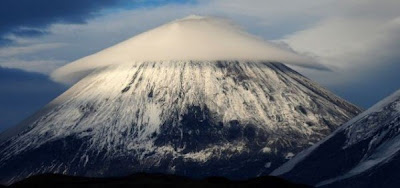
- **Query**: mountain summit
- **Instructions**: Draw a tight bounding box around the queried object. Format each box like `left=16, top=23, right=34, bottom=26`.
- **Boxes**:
left=0, top=16, right=360, bottom=185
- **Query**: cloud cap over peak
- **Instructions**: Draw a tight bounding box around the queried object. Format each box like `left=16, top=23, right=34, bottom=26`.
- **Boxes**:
left=51, top=15, right=323, bottom=84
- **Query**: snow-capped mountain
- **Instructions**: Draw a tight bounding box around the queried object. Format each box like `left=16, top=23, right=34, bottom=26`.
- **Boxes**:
left=0, top=16, right=360, bottom=185
left=272, top=89, right=400, bottom=188
left=0, top=61, right=360, bottom=184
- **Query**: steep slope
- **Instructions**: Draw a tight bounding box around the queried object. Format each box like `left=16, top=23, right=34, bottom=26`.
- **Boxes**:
left=0, top=61, right=360, bottom=184
left=272, top=89, right=400, bottom=188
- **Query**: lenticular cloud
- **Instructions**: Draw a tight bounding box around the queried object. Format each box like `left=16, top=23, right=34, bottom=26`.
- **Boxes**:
left=52, top=15, right=323, bottom=84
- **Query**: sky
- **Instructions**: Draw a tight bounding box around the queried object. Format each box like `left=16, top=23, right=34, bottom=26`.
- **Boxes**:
left=0, top=0, right=399, bottom=132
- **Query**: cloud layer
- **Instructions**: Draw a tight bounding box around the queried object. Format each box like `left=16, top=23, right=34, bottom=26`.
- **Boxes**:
left=51, top=16, right=322, bottom=84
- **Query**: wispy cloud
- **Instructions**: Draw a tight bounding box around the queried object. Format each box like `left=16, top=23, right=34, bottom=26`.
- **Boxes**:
left=0, top=43, right=66, bottom=57
left=280, top=0, right=400, bottom=84
left=0, top=59, right=66, bottom=74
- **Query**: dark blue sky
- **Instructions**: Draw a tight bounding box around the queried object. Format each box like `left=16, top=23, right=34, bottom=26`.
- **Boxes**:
left=0, top=0, right=399, bottom=132
left=0, top=67, right=66, bottom=130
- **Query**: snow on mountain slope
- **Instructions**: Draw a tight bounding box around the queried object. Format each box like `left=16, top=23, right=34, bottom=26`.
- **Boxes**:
left=0, top=60, right=360, bottom=185
left=272, top=89, right=400, bottom=188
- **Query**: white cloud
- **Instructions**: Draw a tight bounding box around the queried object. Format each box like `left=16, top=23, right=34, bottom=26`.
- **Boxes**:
left=0, top=59, right=66, bottom=74
left=285, top=20, right=400, bottom=66
left=51, top=16, right=323, bottom=84
left=0, top=43, right=66, bottom=57
left=2, top=1, right=326, bottom=76
left=280, top=0, right=400, bottom=85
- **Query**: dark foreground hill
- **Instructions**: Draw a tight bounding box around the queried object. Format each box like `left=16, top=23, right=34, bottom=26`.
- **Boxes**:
left=2, top=173, right=311, bottom=188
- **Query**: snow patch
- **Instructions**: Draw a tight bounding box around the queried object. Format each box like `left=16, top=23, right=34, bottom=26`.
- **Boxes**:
left=261, top=147, right=272, bottom=153
left=285, top=152, right=295, bottom=160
